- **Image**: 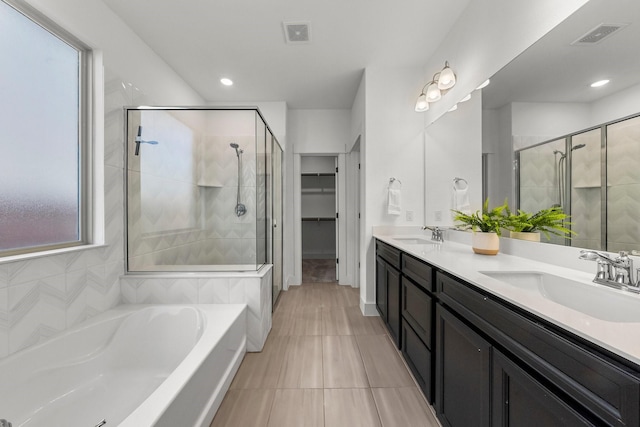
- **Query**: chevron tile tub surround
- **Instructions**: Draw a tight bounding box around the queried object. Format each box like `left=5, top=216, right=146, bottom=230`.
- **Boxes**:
left=120, top=265, right=272, bottom=352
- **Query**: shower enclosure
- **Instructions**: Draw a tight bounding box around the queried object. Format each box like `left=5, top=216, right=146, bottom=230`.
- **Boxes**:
left=125, top=108, right=283, bottom=287
left=516, top=112, right=640, bottom=252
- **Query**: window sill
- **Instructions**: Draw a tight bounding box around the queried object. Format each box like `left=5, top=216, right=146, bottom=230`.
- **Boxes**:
left=0, top=243, right=108, bottom=265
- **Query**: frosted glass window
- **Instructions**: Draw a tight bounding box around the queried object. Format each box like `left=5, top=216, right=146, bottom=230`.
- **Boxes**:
left=0, top=1, right=88, bottom=254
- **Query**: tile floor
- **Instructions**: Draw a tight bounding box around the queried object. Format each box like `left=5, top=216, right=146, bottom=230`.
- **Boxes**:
left=210, top=282, right=440, bottom=427
left=302, top=259, right=337, bottom=283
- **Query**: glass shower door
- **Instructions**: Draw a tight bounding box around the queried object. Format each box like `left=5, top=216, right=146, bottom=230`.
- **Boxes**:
left=272, top=139, right=283, bottom=306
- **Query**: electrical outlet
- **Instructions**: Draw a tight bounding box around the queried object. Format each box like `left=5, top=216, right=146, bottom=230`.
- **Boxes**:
left=406, top=210, right=414, bottom=221
left=434, top=210, right=442, bottom=222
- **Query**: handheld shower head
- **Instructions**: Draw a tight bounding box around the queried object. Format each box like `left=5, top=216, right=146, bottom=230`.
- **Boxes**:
left=571, top=144, right=586, bottom=151
left=230, top=143, right=239, bottom=149
left=230, top=143, right=243, bottom=156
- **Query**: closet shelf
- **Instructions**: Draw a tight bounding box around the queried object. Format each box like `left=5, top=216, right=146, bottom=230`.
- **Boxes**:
left=301, top=188, right=336, bottom=194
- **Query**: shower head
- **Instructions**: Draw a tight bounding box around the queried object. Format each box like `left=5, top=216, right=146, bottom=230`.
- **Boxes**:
left=571, top=144, right=586, bottom=151
left=230, top=142, right=243, bottom=156
left=553, top=149, right=565, bottom=157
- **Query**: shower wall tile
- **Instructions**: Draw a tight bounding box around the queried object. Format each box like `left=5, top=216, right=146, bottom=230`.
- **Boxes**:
left=120, top=278, right=138, bottom=304
left=0, top=264, right=8, bottom=289
left=608, top=184, right=640, bottom=249
left=7, top=255, right=67, bottom=286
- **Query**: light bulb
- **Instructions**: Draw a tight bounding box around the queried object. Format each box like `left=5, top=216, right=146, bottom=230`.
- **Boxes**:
left=459, top=93, right=472, bottom=102
left=415, top=93, right=429, bottom=112
left=437, top=63, right=456, bottom=90
left=448, top=104, right=458, bottom=112
left=426, top=82, right=441, bottom=102
left=220, top=78, right=233, bottom=86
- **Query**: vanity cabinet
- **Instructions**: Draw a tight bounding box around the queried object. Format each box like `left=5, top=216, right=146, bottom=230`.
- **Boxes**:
left=375, top=240, right=401, bottom=347
left=435, top=304, right=491, bottom=427
left=400, top=253, right=436, bottom=402
left=436, top=270, right=640, bottom=427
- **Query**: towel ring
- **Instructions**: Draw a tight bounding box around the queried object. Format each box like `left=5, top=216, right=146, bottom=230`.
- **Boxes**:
left=389, top=177, right=402, bottom=188
left=453, top=177, right=468, bottom=190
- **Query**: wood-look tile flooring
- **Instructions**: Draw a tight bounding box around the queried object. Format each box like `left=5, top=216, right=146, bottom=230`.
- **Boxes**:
left=211, top=282, right=440, bottom=427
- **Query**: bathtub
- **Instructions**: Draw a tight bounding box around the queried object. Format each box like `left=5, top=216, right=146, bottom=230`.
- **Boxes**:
left=0, top=304, right=247, bottom=427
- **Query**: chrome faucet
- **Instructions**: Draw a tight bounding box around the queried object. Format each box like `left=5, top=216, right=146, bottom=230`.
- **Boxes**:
left=579, top=250, right=638, bottom=290
left=422, top=226, right=444, bottom=242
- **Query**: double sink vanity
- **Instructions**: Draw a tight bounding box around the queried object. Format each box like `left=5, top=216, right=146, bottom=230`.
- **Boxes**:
left=374, top=232, right=640, bottom=427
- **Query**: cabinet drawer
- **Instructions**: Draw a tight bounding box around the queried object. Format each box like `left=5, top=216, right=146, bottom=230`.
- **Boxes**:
left=376, top=240, right=401, bottom=269
left=437, top=271, right=640, bottom=427
left=402, top=276, right=432, bottom=349
left=402, top=319, right=432, bottom=402
left=402, top=254, right=433, bottom=292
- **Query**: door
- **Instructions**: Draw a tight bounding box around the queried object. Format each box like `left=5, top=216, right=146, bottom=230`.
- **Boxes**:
left=436, top=305, right=491, bottom=427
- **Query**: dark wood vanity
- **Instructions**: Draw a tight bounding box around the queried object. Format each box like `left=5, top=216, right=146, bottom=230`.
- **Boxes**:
left=375, top=238, right=640, bottom=427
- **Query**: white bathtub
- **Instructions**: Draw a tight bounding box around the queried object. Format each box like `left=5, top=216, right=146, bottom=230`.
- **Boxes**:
left=0, top=304, right=247, bottom=427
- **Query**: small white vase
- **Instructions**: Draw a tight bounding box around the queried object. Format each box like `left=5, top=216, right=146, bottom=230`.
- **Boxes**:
left=509, top=231, right=541, bottom=242
left=472, top=232, right=500, bottom=255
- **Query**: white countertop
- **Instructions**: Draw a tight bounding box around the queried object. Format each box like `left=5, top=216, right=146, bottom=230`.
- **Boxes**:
left=374, top=233, right=640, bottom=368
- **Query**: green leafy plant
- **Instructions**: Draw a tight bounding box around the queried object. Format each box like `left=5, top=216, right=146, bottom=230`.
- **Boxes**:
left=452, top=199, right=508, bottom=236
left=504, top=205, right=575, bottom=240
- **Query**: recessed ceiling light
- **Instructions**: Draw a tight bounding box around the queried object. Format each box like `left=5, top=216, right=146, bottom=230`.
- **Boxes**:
left=476, top=79, right=490, bottom=90
left=459, top=93, right=472, bottom=103
left=590, top=79, right=610, bottom=88
left=220, top=78, right=233, bottom=86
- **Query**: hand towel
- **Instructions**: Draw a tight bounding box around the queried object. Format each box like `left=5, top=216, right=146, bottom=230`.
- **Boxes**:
left=452, top=183, right=470, bottom=214
left=387, top=188, right=402, bottom=215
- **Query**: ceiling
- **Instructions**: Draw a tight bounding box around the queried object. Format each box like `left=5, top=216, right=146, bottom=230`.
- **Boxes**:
left=483, top=0, right=640, bottom=109
left=101, top=0, right=471, bottom=109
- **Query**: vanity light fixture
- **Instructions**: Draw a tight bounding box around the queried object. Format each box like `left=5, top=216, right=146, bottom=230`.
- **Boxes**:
left=590, top=79, right=610, bottom=87
left=459, top=93, right=472, bottom=102
left=448, top=104, right=458, bottom=112
left=476, top=79, right=490, bottom=90
left=415, top=92, right=429, bottom=112
left=220, top=78, right=233, bottom=86
left=414, top=61, right=457, bottom=112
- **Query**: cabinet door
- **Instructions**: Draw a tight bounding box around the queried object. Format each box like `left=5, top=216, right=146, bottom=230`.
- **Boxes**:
left=402, top=319, right=433, bottom=402
left=436, top=305, right=491, bottom=427
left=387, top=264, right=401, bottom=348
left=376, top=255, right=387, bottom=321
left=492, top=350, right=596, bottom=427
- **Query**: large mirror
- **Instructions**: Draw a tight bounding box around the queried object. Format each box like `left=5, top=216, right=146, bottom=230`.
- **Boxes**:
left=482, top=0, right=640, bottom=252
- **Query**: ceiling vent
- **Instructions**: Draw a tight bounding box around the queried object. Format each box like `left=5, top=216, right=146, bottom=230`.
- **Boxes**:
left=283, top=21, right=311, bottom=44
left=571, top=23, right=628, bottom=45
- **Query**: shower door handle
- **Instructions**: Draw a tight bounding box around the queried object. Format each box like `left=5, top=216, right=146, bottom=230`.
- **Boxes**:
left=273, top=219, right=277, bottom=228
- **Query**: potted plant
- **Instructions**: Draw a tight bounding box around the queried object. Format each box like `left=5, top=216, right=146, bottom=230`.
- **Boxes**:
left=504, top=206, right=575, bottom=242
left=452, top=199, right=507, bottom=255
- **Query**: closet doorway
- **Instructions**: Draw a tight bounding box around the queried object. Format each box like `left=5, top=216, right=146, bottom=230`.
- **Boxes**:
left=301, top=156, right=338, bottom=283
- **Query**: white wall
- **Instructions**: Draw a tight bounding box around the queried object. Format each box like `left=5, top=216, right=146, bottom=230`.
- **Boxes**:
left=512, top=102, right=591, bottom=144
left=425, top=93, right=483, bottom=224
left=361, top=66, right=426, bottom=314
left=290, top=109, right=351, bottom=154
left=591, top=82, right=640, bottom=125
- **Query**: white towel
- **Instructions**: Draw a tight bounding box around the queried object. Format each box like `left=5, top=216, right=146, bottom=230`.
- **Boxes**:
left=452, top=183, right=470, bottom=213
left=387, top=188, right=402, bottom=215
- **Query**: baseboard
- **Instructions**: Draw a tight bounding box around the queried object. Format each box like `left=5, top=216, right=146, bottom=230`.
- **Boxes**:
left=360, top=298, right=379, bottom=316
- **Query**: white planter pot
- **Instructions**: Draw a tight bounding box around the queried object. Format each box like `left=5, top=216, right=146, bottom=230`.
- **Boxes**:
left=472, top=232, right=500, bottom=255
left=509, top=231, right=541, bottom=242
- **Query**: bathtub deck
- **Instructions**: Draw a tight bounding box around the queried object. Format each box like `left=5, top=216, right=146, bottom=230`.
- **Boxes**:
left=210, top=282, right=438, bottom=427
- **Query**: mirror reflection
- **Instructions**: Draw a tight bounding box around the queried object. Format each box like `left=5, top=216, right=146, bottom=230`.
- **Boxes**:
left=482, top=0, right=640, bottom=251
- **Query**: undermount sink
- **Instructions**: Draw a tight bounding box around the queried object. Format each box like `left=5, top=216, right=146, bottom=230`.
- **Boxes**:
left=393, top=237, right=432, bottom=245
left=479, top=271, right=640, bottom=323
